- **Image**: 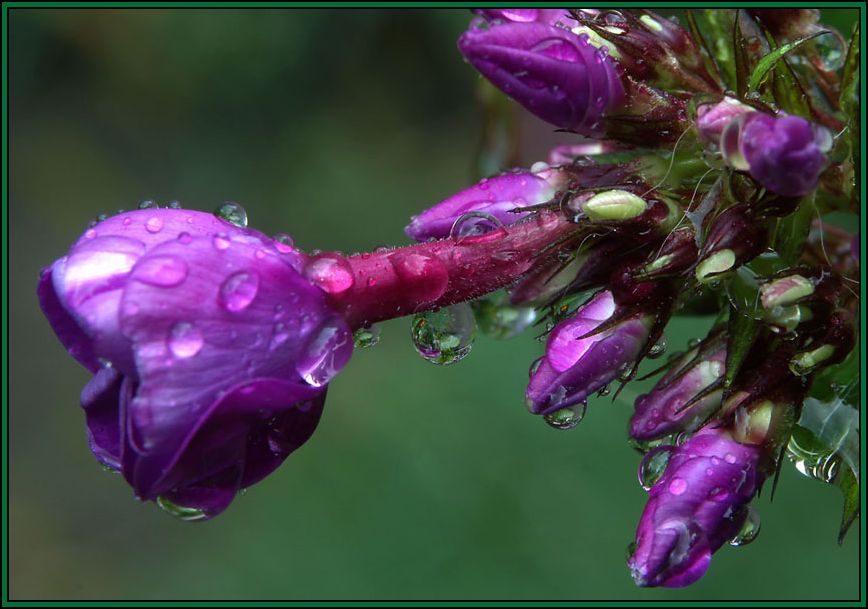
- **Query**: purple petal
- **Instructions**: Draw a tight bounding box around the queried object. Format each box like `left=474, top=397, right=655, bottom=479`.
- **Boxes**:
left=80, top=366, right=124, bottom=469
left=38, top=264, right=98, bottom=372
left=117, top=231, right=350, bottom=498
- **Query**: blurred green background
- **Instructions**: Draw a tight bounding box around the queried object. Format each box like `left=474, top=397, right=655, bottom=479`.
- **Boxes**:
left=9, top=8, right=859, bottom=601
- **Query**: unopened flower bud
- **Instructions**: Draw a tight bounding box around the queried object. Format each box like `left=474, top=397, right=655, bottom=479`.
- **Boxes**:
left=789, top=309, right=855, bottom=376
left=696, top=97, right=753, bottom=144
left=526, top=290, right=653, bottom=414
left=695, top=205, right=767, bottom=283
left=582, top=189, right=648, bottom=221
left=458, top=21, right=625, bottom=134
left=759, top=274, right=815, bottom=309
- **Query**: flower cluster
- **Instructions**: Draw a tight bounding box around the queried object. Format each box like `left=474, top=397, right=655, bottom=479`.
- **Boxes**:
left=40, top=8, right=859, bottom=588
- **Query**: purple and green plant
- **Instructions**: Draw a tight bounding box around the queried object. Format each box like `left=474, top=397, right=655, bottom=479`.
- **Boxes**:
left=38, top=9, right=860, bottom=588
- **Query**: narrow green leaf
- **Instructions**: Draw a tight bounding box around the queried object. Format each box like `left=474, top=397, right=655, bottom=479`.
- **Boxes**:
left=724, top=305, right=759, bottom=388
left=748, top=30, right=830, bottom=92
left=733, top=10, right=750, bottom=96
left=840, top=23, right=860, bottom=122
left=773, top=192, right=816, bottom=264
left=836, top=466, right=859, bottom=544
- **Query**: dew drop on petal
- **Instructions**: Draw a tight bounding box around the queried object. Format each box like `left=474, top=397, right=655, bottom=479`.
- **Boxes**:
left=273, top=232, right=295, bottom=252
left=168, top=322, right=204, bottom=358
left=156, top=496, right=207, bottom=521
left=303, top=256, right=355, bottom=295
left=145, top=216, right=164, bottom=233
left=668, top=477, right=688, bottom=496
left=138, top=199, right=159, bottom=210
left=638, top=446, right=672, bottom=490
left=730, top=506, right=761, bottom=547
left=219, top=270, right=260, bottom=312
left=133, top=255, right=188, bottom=287
left=214, top=201, right=248, bottom=227
left=213, top=233, right=231, bottom=250
left=295, top=318, right=352, bottom=387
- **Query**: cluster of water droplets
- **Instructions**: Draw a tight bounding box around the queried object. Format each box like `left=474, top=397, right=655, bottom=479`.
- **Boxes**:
left=410, top=303, right=476, bottom=365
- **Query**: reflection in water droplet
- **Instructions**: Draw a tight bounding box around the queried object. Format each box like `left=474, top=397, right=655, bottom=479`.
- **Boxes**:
left=219, top=271, right=260, bottom=312
left=638, top=446, right=672, bottom=490
left=471, top=291, right=537, bottom=339
left=274, top=232, right=295, bottom=252
left=133, top=255, right=188, bottom=287
left=729, top=506, right=761, bottom=547
left=647, top=340, right=666, bottom=359
left=353, top=325, right=381, bottom=349
left=168, top=322, right=204, bottom=358
left=411, top=303, right=476, bottom=365
left=138, top=199, right=159, bottom=210
left=156, top=496, right=207, bottom=521
left=214, top=201, right=248, bottom=227
left=544, top=402, right=586, bottom=430
left=786, top=431, right=841, bottom=483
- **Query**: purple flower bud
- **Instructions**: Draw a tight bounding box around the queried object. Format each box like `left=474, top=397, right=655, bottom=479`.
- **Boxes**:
left=630, top=340, right=726, bottom=441
left=628, top=426, right=764, bottom=587
left=473, top=8, right=573, bottom=28
left=695, top=204, right=767, bottom=283
left=526, top=290, right=652, bottom=414
left=695, top=97, right=753, bottom=144
left=458, top=22, right=624, bottom=134
left=405, top=169, right=558, bottom=241
left=38, top=208, right=353, bottom=518
left=728, top=113, right=830, bottom=198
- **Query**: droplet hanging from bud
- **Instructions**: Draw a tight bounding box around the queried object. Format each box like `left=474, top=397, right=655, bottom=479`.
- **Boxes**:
left=156, top=496, right=207, bottom=522
left=214, top=201, right=248, bottom=227
left=410, top=303, right=476, bottom=365
left=729, top=506, right=761, bottom=547
left=543, top=401, right=587, bottom=429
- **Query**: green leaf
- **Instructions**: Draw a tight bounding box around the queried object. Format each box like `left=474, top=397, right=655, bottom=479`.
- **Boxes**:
left=773, top=192, right=816, bottom=264
left=836, top=466, right=859, bottom=544
left=724, top=305, right=759, bottom=388
left=733, top=10, right=750, bottom=96
left=748, top=30, right=830, bottom=92
left=840, top=23, right=860, bottom=123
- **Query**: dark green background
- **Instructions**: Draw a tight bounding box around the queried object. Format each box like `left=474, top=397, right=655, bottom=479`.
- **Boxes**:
left=8, top=8, right=860, bottom=601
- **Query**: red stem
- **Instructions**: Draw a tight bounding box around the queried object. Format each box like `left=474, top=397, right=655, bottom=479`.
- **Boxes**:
left=321, top=210, right=578, bottom=328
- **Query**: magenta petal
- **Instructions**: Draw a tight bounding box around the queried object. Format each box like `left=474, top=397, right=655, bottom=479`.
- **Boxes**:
left=38, top=264, right=98, bottom=372
left=117, top=231, right=349, bottom=498
left=80, top=366, right=124, bottom=470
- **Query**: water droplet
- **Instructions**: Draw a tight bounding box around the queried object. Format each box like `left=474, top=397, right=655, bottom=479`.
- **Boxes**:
left=638, top=446, right=672, bottom=490
left=133, top=255, right=188, bottom=287
left=625, top=540, right=638, bottom=560
left=812, top=30, right=846, bottom=71
left=724, top=453, right=736, bottom=464
left=145, top=216, right=164, bottom=233
left=729, top=506, right=761, bottom=547
left=156, top=496, right=207, bottom=521
left=597, top=384, right=611, bottom=397
left=353, top=325, right=380, bottom=349
left=295, top=319, right=351, bottom=387
left=168, top=322, right=204, bottom=358
left=544, top=402, right=586, bottom=430
left=449, top=211, right=506, bottom=241
left=668, top=477, right=688, bottom=496
left=786, top=433, right=841, bottom=483
left=647, top=340, right=666, bottom=359
left=84, top=228, right=97, bottom=240
left=303, top=256, right=355, bottom=295
left=528, top=356, right=544, bottom=378
left=213, top=233, right=231, bottom=250
left=138, top=199, right=159, bottom=210
left=214, top=201, right=248, bottom=227
left=273, top=232, right=294, bottom=252
left=177, top=232, right=192, bottom=244
left=410, top=303, right=476, bottom=365
left=219, top=271, right=260, bottom=312
left=687, top=337, right=701, bottom=349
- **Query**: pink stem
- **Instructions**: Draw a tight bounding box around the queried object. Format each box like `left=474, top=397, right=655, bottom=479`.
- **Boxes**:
left=320, top=210, right=578, bottom=328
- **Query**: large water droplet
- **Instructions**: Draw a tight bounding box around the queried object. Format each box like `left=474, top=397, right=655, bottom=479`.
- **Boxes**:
left=273, top=232, right=295, bottom=253
left=219, top=270, right=260, bottom=312
left=812, top=30, right=846, bottom=71
left=133, top=255, right=188, bottom=287
left=156, top=496, right=207, bottom=521
left=168, top=322, right=204, bottom=358
left=729, top=506, right=761, bottom=547
left=353, top=325, right=380, bottom=349
left=295, top=319, right=351, bottom=387
left=410, top=303, right=476, bottom=365
left=543, top=402, right=586, bottom=430
left=449, top=211, right=506, bottom=241
left=214, top=201, right=248, bottom=227
left=138, top=199, right=159, bottom=210
left=303, top=256, right=355, bottom=295
left=647, top=339, right=667, bottom=359
left=638, top=446, right=673, bottom=491
left=786, top=432, right=841, bottom=483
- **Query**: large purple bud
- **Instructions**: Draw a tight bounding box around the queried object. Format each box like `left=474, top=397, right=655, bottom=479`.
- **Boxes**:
left=722, top=112, right=830, bottom=198
left=526, top=290, right=652, bottom=415
left=628, top=426, right=764, bottom=587
left=630, top=339, right=726, bottom=441
left=458, top=21, right=624, bottom=135
left=38, top=208, right=354, bottom=518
